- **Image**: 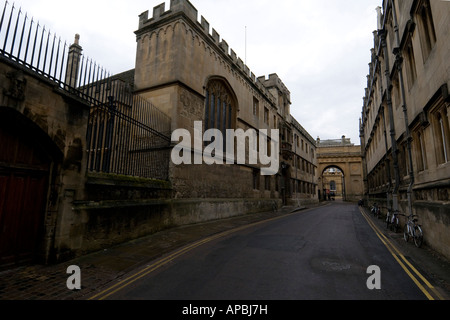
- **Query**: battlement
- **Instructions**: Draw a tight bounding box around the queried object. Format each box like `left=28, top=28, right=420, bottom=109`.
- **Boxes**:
left=257, top=74, right=291, bottom=101
left=138, top=0, right=198, bottom=28
left=137, top=0, right=291, bottom=108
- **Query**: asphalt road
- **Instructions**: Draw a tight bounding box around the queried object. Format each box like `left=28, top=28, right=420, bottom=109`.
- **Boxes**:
left=97, top=202, right=438, bottom=300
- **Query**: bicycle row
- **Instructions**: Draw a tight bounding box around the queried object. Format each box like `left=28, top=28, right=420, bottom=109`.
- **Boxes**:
left=362, top=202, right=424, bottom=248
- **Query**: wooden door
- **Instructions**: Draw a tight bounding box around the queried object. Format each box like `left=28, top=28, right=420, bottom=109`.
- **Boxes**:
left=0, top=120, right=50, bottom=267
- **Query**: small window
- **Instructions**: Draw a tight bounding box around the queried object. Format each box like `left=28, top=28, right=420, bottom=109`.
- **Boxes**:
left=264, top=107, right=269, bottom=124
left=253, top=97, right=259, bottom=117
left=330, top=181, right=336, bottom=192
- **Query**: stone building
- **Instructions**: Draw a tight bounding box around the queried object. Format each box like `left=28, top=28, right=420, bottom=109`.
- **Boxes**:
left=316, top=136, right=364, bottom=202
left=0, top=0, right=317, bottom=267
left=360, top=0, right=450, bottom=258
left=133, top=0, right=318, bottom=208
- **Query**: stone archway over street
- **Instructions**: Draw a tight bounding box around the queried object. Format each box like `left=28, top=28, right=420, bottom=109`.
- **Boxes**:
left=316, top=136, right=364, bottom=202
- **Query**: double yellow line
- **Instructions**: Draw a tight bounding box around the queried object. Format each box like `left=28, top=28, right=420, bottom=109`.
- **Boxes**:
left=88, top=211, right=299, bottom=300
left=359, top=207, right=445, bottom=300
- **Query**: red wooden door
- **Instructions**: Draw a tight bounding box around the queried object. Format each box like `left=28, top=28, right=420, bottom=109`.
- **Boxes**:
left=0, top=120, right=50, bottom=267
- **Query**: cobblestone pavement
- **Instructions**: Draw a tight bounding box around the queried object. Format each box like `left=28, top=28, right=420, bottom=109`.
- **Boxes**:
left=0, top=203, right=449, bottom=300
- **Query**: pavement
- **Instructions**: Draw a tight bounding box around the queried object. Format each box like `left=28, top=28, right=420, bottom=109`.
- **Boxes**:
left=0, top=202, right=449, bottom=301
left=360, top=206, right=450, bottom=300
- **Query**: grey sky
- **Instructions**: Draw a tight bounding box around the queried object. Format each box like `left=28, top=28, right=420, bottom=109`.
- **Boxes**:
left=10, top=0, right=382, bottom=144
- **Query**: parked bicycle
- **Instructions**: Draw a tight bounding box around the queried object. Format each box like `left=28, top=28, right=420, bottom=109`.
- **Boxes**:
left=386, top=209, right=403, bottom=233
left=370, top=203, right=381, bottom=219
left=403, top=214, right=424, bottom=248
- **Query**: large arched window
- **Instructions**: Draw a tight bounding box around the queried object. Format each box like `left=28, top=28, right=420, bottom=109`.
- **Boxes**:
left=204, top=78, right=236, bottom=133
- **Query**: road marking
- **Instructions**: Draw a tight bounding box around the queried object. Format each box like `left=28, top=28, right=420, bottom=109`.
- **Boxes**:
left=359, top=207, right=445, bottom=300
left=88, top=208, right=310, bottom=300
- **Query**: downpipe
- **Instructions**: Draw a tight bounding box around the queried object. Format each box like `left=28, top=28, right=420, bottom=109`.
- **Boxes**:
left=392, top=0, right=415, bottom=217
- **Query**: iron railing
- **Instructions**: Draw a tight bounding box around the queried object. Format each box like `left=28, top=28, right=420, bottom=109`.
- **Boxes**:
left=85, top=81, right=172, bottom=180
left=0, top=1, right=82, bottom=91
left=0, top=1, right=172, bottom=180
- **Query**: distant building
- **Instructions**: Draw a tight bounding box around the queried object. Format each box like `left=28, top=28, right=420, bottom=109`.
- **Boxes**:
left=316, top=137, right=364, bottom=202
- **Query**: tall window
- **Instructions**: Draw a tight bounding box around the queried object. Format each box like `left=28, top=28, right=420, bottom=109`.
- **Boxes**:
left=415, top=130, right=428, bottom=172
left=439, top=115, right=448, bottom=163
left=253, top=97, right=259, bottom=117
left=205, top=78, right=236, bottom=139
left=264, top=107, right=269, bottom=124
left=434, top=109, right=450, bottom=164
left=404, top=39, right=417, bottom=89
left=392, top=76, right=400, bottom=109
left=416, top=0, right=436, bottom=62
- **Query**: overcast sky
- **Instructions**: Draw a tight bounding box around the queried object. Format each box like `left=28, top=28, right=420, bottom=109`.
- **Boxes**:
left=9, top=0, right=382, bottom=144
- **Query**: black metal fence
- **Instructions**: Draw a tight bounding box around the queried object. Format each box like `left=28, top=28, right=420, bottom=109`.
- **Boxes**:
left=0, top=1, right=172, bottom=180
left=85, top=81, right=172, bottom=180
left=1, top=1, right=79, bottom=91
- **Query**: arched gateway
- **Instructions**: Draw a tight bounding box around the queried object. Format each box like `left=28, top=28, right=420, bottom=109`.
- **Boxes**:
left=0, top=109, right=62, bottom=266
left=316, top=137, right=364, bottom=202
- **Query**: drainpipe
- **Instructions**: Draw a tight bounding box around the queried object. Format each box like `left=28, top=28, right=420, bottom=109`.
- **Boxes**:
left=392, top=0, right=415, bottom=216
left=359, top=118, right=369, bottom=205
left=381, top=104, right=393, bottom=209
left=378, top=3, right=400, bottom=211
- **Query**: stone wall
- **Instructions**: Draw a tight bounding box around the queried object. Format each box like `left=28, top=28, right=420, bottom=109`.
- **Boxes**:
left=64, top=171, right=280, bottom=259
left=0, top=56, right=91, bottom=264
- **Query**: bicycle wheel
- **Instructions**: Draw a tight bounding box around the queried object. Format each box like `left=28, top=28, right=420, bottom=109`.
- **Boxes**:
left=414, top=226, right=424, bottom=248
left=403, top=224, right=409, bottom=242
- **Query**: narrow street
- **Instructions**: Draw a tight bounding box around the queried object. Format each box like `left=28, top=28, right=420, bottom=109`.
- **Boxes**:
left=90, top=202, right=449, bottom=301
